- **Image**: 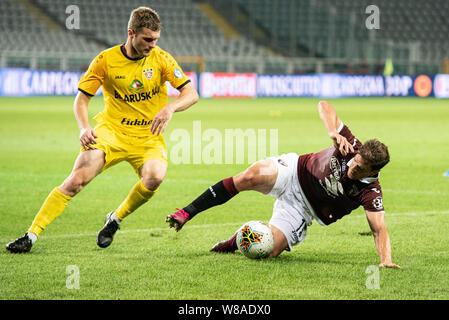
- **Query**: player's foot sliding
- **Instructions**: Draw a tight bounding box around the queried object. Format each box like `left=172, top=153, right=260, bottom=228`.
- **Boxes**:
left=6, top=233, right=33, bottom=253
left=166, top=177, right=239, bottom=231
left=210, top=233, right=238, bottom=253
left=97, top=211, right=120, bottom=248
left=166, top=208, right=190, bottom=232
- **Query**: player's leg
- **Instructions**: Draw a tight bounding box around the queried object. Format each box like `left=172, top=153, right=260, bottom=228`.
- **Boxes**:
left=233, top=158, right=278, bottom=193
left=209, top=224, right=288, bottom=257
left=58, top=149, right=106, bottom=197
left=115, top=159, right=166, bottom=221
left=210, top=153, right=303, bottom=258
left=268, top=225, right=289, bottom=258
left=97, top=159, right=166, bottom=248
left=166, top=158, right=278, bottom=231
left=6, top=149, right=105, bottom=253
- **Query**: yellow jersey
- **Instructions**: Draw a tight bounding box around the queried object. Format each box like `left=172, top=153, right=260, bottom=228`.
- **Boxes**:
left=78, top=45, right=190, bottom=137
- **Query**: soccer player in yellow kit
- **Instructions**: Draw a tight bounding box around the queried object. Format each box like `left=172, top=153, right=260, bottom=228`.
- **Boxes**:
left=6, top=7, right=199, bottom=253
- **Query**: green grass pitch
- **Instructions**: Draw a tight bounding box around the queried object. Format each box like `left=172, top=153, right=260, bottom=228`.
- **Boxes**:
left=0, top=96, right=448, bottom=300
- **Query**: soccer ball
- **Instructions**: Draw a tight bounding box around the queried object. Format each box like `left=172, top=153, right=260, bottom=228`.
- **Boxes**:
left=236, top=221, right=274, bottom=259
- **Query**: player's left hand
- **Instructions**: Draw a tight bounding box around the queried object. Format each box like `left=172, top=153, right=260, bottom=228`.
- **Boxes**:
left=329, top=132, right=354, bottom=156
left=151, top=105, right=175, bottom=136
left=379, top=262, right=401, bottom=269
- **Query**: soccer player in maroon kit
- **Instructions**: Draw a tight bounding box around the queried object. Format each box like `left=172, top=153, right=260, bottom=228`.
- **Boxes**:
left=166, top=101, right=400, bottom=268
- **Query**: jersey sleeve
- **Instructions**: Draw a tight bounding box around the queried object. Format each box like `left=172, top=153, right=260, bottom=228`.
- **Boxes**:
left=78, top=52, right=107, bottom=96
left=339, top=124, right=363, bottom=151
left=360, top=184, right=385, bottom=213
left=159, top=50, right=190, bottom=90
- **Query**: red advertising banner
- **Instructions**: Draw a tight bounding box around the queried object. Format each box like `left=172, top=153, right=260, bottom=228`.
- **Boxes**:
left=167, top=72, right=198, bottom=97
left=199, top=72, right=257, bottom=98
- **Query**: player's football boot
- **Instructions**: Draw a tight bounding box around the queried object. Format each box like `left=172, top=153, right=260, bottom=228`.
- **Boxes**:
left=97, top=211, right=120, bottom=248
left=6, top=233, right=33, bottom=253
left=165, top=208, right=190, bottom=232
left=210, top=233, right=238, bottom=253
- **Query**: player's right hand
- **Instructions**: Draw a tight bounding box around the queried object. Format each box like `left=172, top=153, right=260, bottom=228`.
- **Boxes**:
left=329, top=132, right=354, bottom=156
left=79, top=127, right=98, bottom=150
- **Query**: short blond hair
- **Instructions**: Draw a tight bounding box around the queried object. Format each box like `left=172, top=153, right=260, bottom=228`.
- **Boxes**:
left=128, top=7, right=161, bottom=34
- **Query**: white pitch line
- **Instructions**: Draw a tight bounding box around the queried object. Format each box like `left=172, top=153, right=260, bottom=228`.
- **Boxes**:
left=0, top=222, right=243, bottom=242
left=2, top=210, right=449, bottom=243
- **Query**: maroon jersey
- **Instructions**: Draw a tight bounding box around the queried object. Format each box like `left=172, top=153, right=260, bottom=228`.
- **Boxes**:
left=297, top=125, right=385, bottom=225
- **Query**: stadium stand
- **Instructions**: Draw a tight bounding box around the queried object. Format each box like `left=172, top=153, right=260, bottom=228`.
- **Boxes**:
left=0, top=0, right=105, bottom=69
left=0, top=0, right=279, bottom=71
left=214, top=0, right=447, bottom=74
left=0, top=0, right=447, bottom=74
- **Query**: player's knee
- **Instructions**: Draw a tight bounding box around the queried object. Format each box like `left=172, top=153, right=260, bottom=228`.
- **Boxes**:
left=268, top=246, right=284, bottom=258
left=240, top=169, right=263, bottom=189
left=141, top=175, right=164, bottom=191
left=139, top=160, right=167, bottom=191
left=61, top=173, right=89, bottom=196
left=237, top=159, right=277, bottom=191
left=268, top=225, right=288, bottom=258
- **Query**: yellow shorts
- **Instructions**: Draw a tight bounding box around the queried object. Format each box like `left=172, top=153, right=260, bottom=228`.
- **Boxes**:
left=80, top=121, right=168, bottom=178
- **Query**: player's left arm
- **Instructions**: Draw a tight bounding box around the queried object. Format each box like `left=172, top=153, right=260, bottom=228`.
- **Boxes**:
left=365, top=210, right=401, bottom=269
left=150, top=82, right=198, bottom=135
left=318, top=101, right=354, bottom=156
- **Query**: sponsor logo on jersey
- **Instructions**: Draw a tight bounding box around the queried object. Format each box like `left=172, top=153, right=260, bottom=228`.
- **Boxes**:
left=330, top=156, right=341, bottom=180
left=114, top=86, right=160, bottom=103
left=341, top=159, right=347, bottom=172
left=121, top=118, right=153, bottom=126
left=129, top=79, right=144, bottom=91
left=143, top=68, right=153, bottom=80
left=115, top=75, right=126, bottom=79
left=320, top=175, right=344, bottom=198
left=319, top=156, right=344, bottom=198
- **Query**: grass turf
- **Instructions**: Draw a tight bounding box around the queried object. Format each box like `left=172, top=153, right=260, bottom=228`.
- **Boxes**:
left=0, top=96, right=448, bottom=300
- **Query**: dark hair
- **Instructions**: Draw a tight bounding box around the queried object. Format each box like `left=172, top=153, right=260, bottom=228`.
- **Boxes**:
left=359, top=139, right=390, bottom=171
left=128, top=7, right=161, bottom=34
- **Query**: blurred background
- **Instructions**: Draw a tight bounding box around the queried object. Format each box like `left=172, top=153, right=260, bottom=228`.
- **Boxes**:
left=1, top=0, right=448, bottom=74
left=0, top=0, right=448, bottom=98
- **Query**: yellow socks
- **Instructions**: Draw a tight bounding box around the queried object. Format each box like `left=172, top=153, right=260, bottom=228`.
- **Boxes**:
left=26, top=181, right=155, bottom=239
left=28, top=187, right=72, bottom=237
left=115, top=180, right=158, bottom=221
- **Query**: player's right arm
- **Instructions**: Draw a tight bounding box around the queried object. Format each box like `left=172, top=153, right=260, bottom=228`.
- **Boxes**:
left=318, top=101, right=354, bottom=156
left=74, top=91, right=97, bottom=150
left=365, top=210, right=401, bottom=268
left=76, top=52, right=106, bottom=150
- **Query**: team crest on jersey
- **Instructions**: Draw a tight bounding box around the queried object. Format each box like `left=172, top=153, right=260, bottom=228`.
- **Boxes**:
left=278, top=159, right=288, bottom=167
left=143, top=68, right=153, bottom=80
left=129, top=79, right=144, bottom=91
left=319, top=156, right=344, bottom=198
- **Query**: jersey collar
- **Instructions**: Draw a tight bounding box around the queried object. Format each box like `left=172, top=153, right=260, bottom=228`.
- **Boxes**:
left=120, top=44, right=145, bottom=61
